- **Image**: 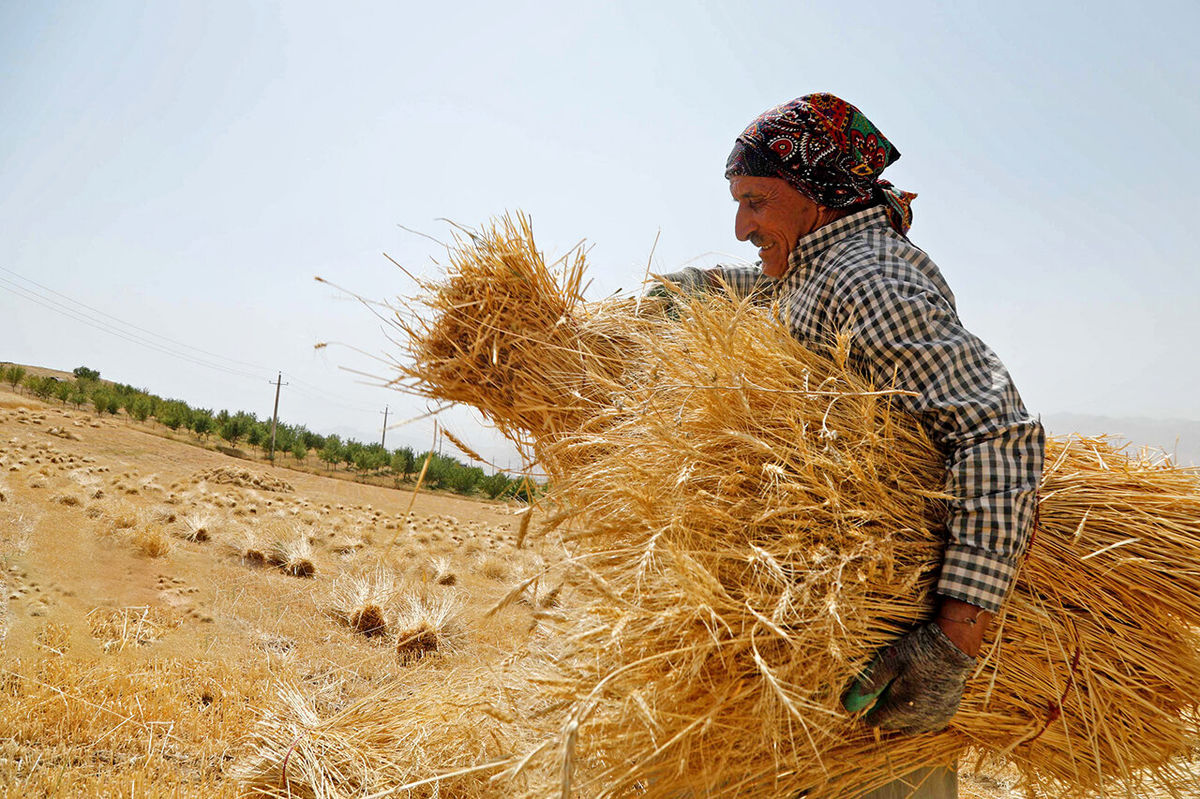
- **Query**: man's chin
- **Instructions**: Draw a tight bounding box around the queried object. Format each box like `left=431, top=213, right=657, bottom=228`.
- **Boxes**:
left=761, top=259, right=788, bottom=279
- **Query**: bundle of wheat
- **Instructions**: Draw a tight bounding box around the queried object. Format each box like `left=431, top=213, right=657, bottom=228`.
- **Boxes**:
left=328, top=569, right=397, bottom=638
left=388, top=213, right=652, bottom=473
left=393, top=593, right=463, bottom=665
left=513, top=295, right=1200, bottom=797
left=242, top=215, right=1200, bottom=798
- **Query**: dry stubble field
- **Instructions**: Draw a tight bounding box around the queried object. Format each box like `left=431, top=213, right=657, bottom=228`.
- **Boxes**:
left=0, top=384, right=1016, bottom=799
left=0, top=383, right=571, bottom=798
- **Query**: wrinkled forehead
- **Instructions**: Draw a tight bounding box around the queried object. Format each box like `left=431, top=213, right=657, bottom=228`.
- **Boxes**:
left=728, top=175, right=790, bottom=198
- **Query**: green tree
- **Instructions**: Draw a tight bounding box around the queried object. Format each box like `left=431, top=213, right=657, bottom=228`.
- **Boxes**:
left=273, top=424, right=296, bottom=455
left=218, top=411, right=251, bottom=446
left=67, top=383, right=88, bottom=408
left=53, top=379, right=74, bottom=405
left=505, top=478, right=543, bottom=503
left=390, top=447, right=416, bottom=480
left=91, top=390, right=110, bottom=415
left=291, top=440, right=308, bottom=462
left=190, top=409, right=213, bottom=438
left=423, top=452, right=456, bottom=490
left=26, top=375, right=56, bottom=400
left=319, top=435, right=343, bottom=469
left=5, top=366, right=26, bottom=391
left=342, top=439, right=364, bottom=470
left=247, top=423, right=265, bottom=452
left=480, top=472, right=513, bottom=500
left=156, top=400, right=191, bottom=431
left=449, top=465, right=485, bottom=494
left=129, top=396, right=154, bottom=422
left=73, top=366, right=100, bottom=382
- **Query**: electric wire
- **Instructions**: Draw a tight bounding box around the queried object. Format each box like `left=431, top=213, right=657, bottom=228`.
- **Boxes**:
left=0, top=265, right=268, bottom=372
left=0, top=278, right=264, bottom=381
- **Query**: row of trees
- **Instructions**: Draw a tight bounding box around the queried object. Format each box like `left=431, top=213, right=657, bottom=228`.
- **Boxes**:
left=1, top=363, right=532, bottom=501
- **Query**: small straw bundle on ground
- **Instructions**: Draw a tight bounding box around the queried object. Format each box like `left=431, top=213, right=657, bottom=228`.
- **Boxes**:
left=328, top=569, right=397, bottom=638
left=246, top=215, right=1200, bottom=798
left=267, top=527, right=316, bottom=578
left=393, top=592, right=464, bottom=665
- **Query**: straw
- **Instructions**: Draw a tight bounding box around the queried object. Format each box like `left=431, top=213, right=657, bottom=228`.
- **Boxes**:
left=243, top=214, right=1200, bottom=799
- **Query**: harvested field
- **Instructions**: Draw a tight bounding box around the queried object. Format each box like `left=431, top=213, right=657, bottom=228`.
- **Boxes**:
left=0, top=387, right=540, bottom=797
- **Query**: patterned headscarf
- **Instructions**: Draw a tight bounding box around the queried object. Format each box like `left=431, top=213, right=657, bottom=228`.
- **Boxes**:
left=725, top=93, right=917, bottom=235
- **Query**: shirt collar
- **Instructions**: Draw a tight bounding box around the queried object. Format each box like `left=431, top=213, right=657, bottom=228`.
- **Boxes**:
left=782, top=205, right=891, bottom=282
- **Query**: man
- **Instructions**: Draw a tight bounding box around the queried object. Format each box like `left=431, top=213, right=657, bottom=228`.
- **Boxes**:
left=655, top=94, right=1045, bottom=798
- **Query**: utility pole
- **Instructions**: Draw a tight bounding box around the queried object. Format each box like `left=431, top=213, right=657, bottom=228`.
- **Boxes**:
left=380, top=405, right=389, bottom=448
left=267, top=372, right=288, bottom=465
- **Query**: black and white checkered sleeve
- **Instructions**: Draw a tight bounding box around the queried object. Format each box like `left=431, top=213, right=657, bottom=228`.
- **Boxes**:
left=710, top=265, right=773, bottom=300
left=834, top=270, right=1045, bottom=612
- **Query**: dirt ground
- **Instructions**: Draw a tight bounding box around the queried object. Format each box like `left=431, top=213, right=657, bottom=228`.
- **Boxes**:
left=0, top=385, right=1015, bottom=798
left=0, top=386, right=565, bottom=797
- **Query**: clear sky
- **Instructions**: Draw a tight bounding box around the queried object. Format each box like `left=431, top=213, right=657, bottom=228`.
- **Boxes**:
left=2, top=1, right=1198, bottom=469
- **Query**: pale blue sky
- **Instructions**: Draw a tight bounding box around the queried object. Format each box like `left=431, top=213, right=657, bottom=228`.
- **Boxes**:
left=2, top=1, right=1198, bottom=467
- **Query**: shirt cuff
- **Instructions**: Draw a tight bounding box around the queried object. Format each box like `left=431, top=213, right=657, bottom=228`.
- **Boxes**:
left=936, top=544, right=1020, bottom=613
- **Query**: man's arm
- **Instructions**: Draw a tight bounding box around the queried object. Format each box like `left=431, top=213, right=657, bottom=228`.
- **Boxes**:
left=834, top=267, right=1044, bottom=732
left=648, top=265, right=772, bottom=302
left=834, top=270, right=1044, bottom=614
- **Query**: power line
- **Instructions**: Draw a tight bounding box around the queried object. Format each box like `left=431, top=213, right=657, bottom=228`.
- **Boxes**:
left=282, top=378, right=379, bottom=415
left=0, top=265, right=268, bottom=372
left=0, top=278, right=265, bottom=381
left=1, top=266, right=422, bottom=442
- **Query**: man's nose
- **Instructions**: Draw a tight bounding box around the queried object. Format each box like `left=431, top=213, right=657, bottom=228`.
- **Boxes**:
left=734, top=207, right=752, bottom=242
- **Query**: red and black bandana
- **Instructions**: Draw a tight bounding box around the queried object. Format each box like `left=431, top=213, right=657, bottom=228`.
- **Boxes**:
left=725, top=93, right=917, bottom=235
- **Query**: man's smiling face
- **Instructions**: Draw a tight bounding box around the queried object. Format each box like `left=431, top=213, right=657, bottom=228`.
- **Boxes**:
left=729, top=175, right=826, bottom=279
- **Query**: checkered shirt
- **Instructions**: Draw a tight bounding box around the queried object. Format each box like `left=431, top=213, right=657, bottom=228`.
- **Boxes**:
left=709, top=206, right=1045, bottom=612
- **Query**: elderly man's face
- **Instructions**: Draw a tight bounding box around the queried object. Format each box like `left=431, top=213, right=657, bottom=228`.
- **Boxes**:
left=729, top=176, right=827, bottom=279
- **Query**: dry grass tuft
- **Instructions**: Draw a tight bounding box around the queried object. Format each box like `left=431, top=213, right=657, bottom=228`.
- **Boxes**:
left=130, top=522, right=172, bottom=558
left=105, top=502, right=139, bottom=531
left=477, top=552, right=509, bottom=581
left=235, top=669, right=552, bottom=798
left=34, top=621, right=72, bottom=655
left=329, top=569, right=397, bottom=639
left=1, top=657, right=268, bottom=797
left=179, top=511, right=212, bottom=542
left=393, top=593, right=462, bottom=665
left=430, top=555, right=456, bottom=586
left=229, top=529, right=268, bottom=567
left=265, top=525, right=316, bottom=578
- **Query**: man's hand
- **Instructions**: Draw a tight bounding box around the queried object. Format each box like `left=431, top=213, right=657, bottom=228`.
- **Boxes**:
left=841, top=601, right=986, bottom=735
left=644, top=267, right=712, bottom=300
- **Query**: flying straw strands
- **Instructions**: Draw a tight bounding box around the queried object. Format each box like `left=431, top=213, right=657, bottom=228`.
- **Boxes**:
left=243, top=213, right=1200, bottom=798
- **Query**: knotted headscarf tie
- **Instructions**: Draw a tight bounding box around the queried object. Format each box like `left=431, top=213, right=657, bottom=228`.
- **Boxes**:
left=725, top=93, right=917, bottom=235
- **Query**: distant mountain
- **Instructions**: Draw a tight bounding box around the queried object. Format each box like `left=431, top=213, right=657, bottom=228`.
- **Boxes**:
left=1042, top=414, right=1200, bottom=467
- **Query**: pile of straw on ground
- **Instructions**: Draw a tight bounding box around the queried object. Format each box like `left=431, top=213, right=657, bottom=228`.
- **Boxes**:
left=242, top=214, right=1200, bottom=798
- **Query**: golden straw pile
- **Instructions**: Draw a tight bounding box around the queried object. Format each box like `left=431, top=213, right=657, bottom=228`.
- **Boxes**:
left=245, top=214, right=1200, bottom=798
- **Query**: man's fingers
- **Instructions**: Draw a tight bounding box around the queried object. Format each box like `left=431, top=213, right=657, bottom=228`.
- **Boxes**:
left=864, top=674, right=921, bottom=729
left=863, top=671, right=956, bottom=734
left=841, top=679, right=885, bottom=713
left=841, top=646, right=901, bottom=712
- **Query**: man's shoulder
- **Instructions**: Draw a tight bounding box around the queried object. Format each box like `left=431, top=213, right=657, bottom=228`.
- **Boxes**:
left=820, top=224, right=952, bottom=305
